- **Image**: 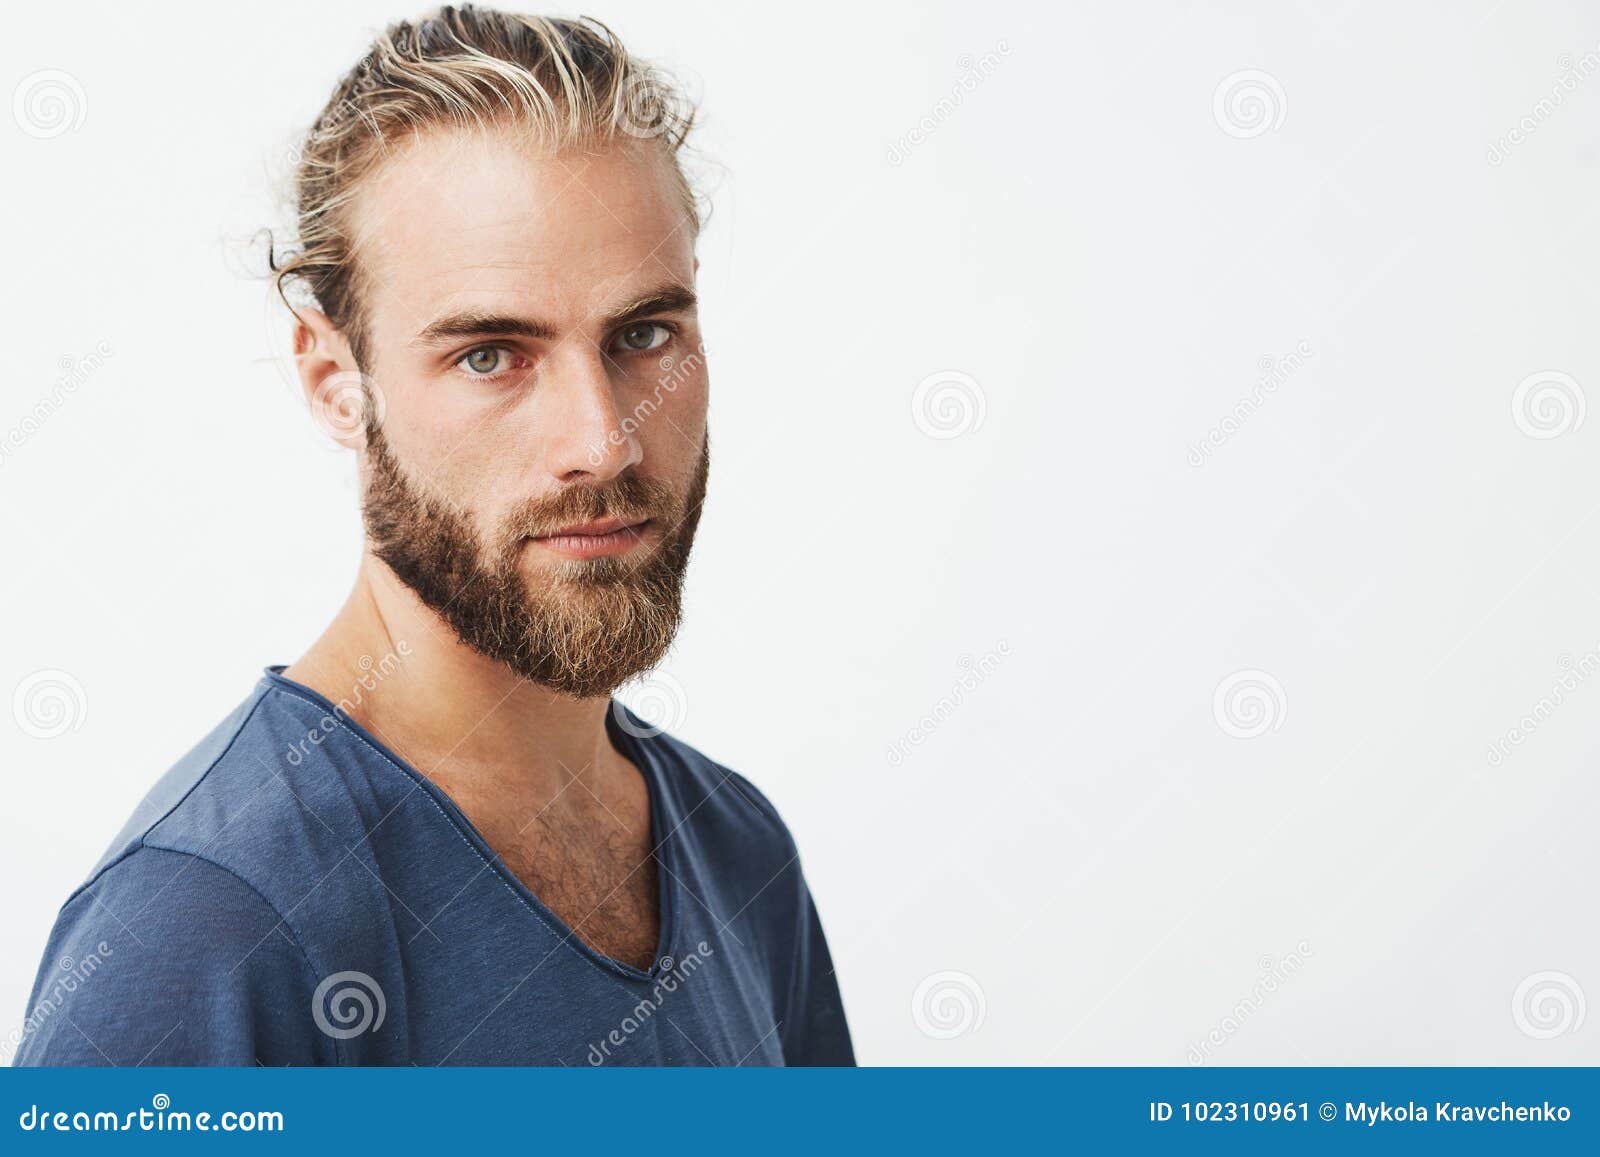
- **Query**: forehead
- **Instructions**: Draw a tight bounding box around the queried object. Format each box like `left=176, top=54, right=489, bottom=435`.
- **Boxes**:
left=349, top=126, right=694, bottom=333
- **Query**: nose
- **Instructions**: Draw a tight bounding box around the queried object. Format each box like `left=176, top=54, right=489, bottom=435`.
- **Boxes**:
left=536, top=344, right=642, bottom=484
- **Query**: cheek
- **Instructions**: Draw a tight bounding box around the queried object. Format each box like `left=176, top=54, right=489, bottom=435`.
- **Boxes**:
left=388, top=416, right=522, bottom=536
left=368, top=368, right=468, bottom=475
left=635, top=372, right=708, bottom=464
left=445, top=454, right=527, bottom=535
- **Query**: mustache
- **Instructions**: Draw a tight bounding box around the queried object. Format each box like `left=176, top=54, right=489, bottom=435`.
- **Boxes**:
left=499, top=472, right=678, bottom=542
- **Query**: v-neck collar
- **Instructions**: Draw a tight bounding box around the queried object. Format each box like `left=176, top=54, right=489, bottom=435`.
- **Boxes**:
left=262, top=665, right=681, bottom=984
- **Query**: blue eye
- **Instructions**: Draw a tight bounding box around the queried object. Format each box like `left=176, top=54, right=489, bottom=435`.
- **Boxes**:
left=459, top=346, right=510, bottom=375
left=614, top=323, right=670, bottom=354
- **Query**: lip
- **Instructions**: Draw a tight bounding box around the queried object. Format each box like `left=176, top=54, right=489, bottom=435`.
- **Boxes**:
left=527, top=517, right=651, bottom=560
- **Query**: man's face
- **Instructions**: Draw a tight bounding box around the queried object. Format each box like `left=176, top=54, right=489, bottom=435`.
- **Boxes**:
left=344, top=127, right=709, bottom=697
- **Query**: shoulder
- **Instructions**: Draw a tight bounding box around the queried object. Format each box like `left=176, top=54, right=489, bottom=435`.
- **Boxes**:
left=621, top=713, right=854, bottom=1064
left=620, top=706, right=804, bottom=878
left=56, top=675, right=396, bottom=975
left=46, top=843, right=305, bottom=971
left=12, top=845, right=328, bottom=1065
left=15, top=671, right=405, bottom=1066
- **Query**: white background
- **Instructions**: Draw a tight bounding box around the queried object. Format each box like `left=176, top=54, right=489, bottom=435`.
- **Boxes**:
left=3, top=0, right=1599, bottom=1065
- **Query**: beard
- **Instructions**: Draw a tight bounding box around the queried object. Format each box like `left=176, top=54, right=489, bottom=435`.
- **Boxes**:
left=359, top=422, right=709, bottom=699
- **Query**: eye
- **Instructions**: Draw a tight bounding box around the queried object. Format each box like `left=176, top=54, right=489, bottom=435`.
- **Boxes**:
left=457, top=345, right=515, bottom=376
left=613, top=322, right=671, bottom=354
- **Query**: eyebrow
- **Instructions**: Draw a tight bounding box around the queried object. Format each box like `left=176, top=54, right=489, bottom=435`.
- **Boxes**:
left=410, top=282, right=698, bottom=349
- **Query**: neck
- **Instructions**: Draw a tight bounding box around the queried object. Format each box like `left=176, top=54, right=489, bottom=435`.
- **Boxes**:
left=282, top=552, right=624, bottom=797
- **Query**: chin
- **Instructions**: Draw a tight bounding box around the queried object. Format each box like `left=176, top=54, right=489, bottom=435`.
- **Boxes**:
left=520, top=553, right=639, bottom=588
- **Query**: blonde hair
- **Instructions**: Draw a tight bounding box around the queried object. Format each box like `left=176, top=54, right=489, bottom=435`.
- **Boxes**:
left=270, top=5, right=700, bottom=370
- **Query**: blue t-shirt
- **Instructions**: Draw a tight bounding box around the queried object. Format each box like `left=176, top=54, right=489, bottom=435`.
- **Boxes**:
left=13, top=669, right=853, bottom=1066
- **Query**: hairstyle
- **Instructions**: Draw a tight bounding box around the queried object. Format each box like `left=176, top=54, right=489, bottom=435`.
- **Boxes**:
left=269, top=5, right=700, bottom=372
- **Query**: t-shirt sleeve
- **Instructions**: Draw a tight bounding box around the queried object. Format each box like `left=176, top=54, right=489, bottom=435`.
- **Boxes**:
left=11, top=845, right=331, bottom=1067
left=780, top=874, right=856, bottom=1066
left=721, top=768, right=855, bottom=1067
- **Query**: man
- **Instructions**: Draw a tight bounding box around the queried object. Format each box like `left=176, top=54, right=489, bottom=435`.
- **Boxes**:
left=14, top=6, right=853, bottom=1066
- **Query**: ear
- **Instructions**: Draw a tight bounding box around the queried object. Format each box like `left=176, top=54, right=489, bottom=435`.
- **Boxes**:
left=294, top=308, right=371, bottom=450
